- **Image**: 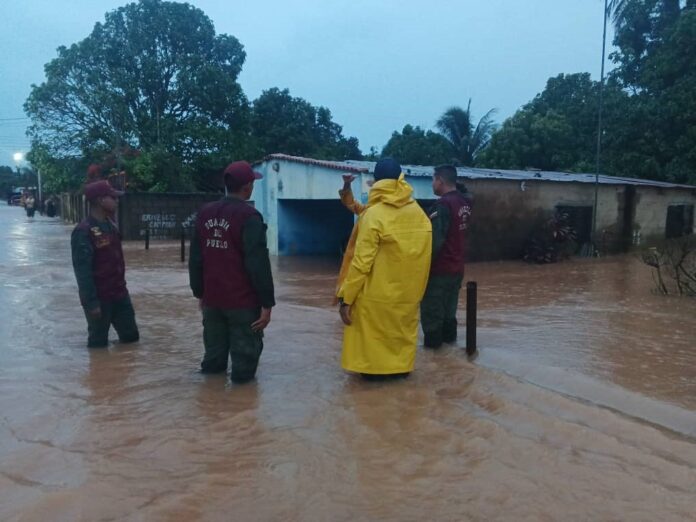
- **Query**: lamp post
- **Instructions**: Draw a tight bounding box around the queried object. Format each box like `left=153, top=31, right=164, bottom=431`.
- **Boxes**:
left=13, top=152, right=23, bottom=196
left=13, top=152, right=41, bottom=204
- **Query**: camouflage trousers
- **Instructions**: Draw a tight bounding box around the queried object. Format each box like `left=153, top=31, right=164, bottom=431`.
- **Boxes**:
left=200, top=307, right=264, bottom=383
left=420, top=274, right=463, bottom=348
left=84, top=294, right=139, bottom=348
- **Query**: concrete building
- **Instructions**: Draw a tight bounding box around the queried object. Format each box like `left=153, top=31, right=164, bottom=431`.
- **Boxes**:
left=251, top=154, right=696, bottom=260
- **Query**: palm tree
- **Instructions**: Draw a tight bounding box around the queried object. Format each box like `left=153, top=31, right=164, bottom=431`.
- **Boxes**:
left=435, top=100, right=496, bottom=166
left=608, top=0, right=682, bottom=24
left=607, top=0, right=628, bottom=21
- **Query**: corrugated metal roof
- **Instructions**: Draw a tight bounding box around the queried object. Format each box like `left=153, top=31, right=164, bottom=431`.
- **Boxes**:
left=255, top=154, right=695, bottom=190
left=346, top=161, right=696, bottom=190
left=254, top=154, right=369, bottom=174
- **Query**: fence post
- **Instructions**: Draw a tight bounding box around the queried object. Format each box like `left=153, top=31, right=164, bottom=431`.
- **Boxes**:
left=466, top=281, right=477, bottom=356
left=180, top=226, right=186, bottom=263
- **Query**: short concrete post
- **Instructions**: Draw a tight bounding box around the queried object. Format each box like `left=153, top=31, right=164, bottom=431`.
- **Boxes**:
left=466, top=281, right=477, bottom=356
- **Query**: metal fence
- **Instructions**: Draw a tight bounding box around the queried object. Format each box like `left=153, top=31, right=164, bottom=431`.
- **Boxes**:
left=59, top=193, right=87, bottom=224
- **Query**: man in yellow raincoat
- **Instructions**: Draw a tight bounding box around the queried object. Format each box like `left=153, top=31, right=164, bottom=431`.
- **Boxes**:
left=337, top=158, right=432, bottom=380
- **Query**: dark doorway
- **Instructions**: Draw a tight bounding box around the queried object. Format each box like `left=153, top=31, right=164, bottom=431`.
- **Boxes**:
left=666, top=205, right=694, bottom=239
left=621, top=186, right=636, bottom=251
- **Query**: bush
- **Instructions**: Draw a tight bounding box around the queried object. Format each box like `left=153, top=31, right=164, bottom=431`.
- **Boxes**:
left=641, top=236, right=696, bottom=296
left=523, top=211, right=578, bottom=264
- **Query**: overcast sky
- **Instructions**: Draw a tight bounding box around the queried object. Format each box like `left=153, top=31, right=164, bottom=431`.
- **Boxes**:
left=0, top=0, right=613, bottom=166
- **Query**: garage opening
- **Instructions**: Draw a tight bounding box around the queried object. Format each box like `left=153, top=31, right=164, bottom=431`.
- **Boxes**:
left=278, top=200, right=356, bottom=256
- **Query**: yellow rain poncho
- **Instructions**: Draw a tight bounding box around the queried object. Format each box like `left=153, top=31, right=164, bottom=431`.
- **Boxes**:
left=337, top=174, right=432, bottom=375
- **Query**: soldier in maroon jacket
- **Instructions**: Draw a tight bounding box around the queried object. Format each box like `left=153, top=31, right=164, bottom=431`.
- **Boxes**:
left=421, top=165, right=472, bottom=349
left=189, top=161, right=275, bottom=384
left=71, top=180, right=140, bottom=348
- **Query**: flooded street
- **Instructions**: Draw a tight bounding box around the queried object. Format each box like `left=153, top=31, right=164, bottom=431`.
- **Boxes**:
left=1, top=203, right=695, bottom=521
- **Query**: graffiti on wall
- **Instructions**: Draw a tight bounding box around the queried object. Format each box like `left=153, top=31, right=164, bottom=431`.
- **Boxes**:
left=140, top=213, right=177, bottom=237
left=181, top=212, right=197, bottom=228
left=138, top=211, right=199, bottom=238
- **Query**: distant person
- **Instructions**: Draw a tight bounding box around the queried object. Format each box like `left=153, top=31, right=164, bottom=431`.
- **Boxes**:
left=189, top=161, right=275, bottom=384
left=337, top=158, right=432, bottom=380
left=421, top=165, right=472, bottom=349
left=24, top=194, right=36, bottom=218
left=46, top=197, right=57, bottom=218
left=71, top=180, right=139, bottom=348
left=334, top=172, right=368, bottom=305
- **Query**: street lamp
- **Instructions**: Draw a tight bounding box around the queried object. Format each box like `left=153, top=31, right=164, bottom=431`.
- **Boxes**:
left=12, top=152, right=41, bottom=203
left=13, top=152, right=23, bottom=180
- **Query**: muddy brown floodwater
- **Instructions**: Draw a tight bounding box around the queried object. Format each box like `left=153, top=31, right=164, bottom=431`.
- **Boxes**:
left=1, top=204, right=695, bottom=521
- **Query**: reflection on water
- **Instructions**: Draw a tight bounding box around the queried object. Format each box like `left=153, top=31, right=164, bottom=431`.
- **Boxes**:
left=466, top=257, right=696, bottom=412
left=270, top=251, right=696, bottom=412
left=1, top=205, right=695, bottom=521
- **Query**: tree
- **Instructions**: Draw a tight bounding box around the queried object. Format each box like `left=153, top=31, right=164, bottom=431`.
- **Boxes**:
left=609, top=0, right=683, bottom=26
left=0, top=166, right=17, bottom=197
left=608, top=0, right=629, bottom=20
left=25, top=143, right=86, bottom=193
left=641, top=237, right=696, bottom=296
left=608, top=0, right=687, bottom=90
left=364, top=146, right=380, bottom=161
left=608, top=1, right=696, bottom=90
left=606, top=1, right=696, bottom=184
left=25, top=0, right=251, bottom=191
left=381, top=125, right=454, bottom=165
left=435, top=100, right=497, bottom=166
left=636, top=9, right=696, bottom=184
left=475, top=3, right=696, bottom=185
left=250, top=88, right=361, bottom=160
left=479, top=73, right=631, bottom=172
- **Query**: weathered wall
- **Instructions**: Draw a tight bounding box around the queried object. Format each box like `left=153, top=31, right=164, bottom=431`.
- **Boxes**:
left=632, top=186, right=696, bottom=245
left=462, top=179, right=627, bottom=260
left=250, top=158, right=696, bottom=259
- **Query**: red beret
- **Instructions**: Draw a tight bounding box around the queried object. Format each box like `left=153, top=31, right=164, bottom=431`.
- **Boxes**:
left=223, top=161, right=263, bottom=188
left=84, top=180, right=123, bottom=201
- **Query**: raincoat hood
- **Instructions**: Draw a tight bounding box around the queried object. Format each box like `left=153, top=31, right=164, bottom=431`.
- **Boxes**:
left=367, top=173, right=414, bottom=208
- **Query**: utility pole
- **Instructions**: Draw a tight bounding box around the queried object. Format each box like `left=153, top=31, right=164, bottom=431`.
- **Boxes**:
left=591, top=0, right=609, bottom=256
